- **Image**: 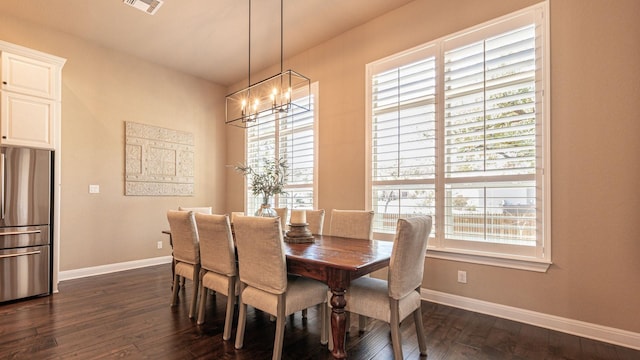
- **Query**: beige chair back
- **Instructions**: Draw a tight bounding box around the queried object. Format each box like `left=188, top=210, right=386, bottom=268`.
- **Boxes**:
left=195, top=213, right=236, bottom=277
left=234, top=216, right=287, bottom=295
left=388, top=216, right=432, bottom=300
left=167, top=210, right=200, bottom=264
left=230, top=211, right=245, bottom=223
left=274, top=207, right=288, bottom=230
left=329, top=209, right=375, bottom=240
left=306, top=209, right=325, bottom=235
left=178, top=206, right=212, bottom=214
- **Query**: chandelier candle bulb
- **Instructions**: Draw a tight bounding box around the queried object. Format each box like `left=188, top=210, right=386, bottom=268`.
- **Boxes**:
left=290, top=210, right=307, bottom=224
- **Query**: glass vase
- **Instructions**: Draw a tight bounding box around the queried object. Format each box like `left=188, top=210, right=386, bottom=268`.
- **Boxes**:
left=255, top=197, right=277, bottom=217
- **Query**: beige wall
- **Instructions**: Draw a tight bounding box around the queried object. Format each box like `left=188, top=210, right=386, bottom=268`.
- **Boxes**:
left=0, top=16, right=228, bottom=271
left=227, top=0, right=640, bottom=334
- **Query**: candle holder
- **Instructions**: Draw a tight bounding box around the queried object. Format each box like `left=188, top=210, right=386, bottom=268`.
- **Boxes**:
left=284, top=223, right=315, bottom=243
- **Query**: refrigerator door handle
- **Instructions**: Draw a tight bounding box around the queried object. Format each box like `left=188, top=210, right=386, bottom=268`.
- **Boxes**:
left=0, top=250, right=42, bottom=259
left=0, top=230, right=41, bottom=236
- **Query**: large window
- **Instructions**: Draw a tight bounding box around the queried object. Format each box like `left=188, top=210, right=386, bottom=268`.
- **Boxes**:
left=366, top=4, right=550, bottom=270
left=245, top=83, right=318, bottom=213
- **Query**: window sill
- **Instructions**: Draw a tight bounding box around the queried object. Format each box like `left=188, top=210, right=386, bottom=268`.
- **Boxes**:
left=425, top=248, right=551, bottom=273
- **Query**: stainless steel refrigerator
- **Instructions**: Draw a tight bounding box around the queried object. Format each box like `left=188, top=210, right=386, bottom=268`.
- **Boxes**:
left=0, top=147, right=52, bottom=302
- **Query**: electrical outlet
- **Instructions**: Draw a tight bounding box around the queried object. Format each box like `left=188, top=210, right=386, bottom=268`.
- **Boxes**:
left=157, top=241, right=163, bottom=249
left=457, top=270, right=467, bottom=284
left=89, top=184, right=100, bottom=194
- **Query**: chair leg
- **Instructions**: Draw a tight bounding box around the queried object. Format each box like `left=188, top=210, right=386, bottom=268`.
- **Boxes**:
left=189, top=268, right=200, bottom=319
left=273, top=294, right=286, bottom=360
left=413, top=307, right=428, bottom=356
left=222, top=278, right=235, bottom=341
left=327, top=305, right=333, bottom=351
left=358, top=315, right=367, bottom=332
left=302, top=308, right=308, bottom=318
left=171, top=274, right=180, bottom=306
left=390, top=299, right=404, bottom=360
left=235, top=285, right=247, bottom=350
left=320, top=302, right=328, bottom=345
left=196, top=280, right=207, bottom=325
left=345, top=311, right=351, bottom=333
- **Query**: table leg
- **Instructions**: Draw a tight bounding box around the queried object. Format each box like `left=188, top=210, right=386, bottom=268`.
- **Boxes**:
left=330, top=288, right=347, bottom=359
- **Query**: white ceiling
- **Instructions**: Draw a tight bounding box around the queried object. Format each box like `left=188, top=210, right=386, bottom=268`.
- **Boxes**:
left=0, top=0, right=414, bottom=86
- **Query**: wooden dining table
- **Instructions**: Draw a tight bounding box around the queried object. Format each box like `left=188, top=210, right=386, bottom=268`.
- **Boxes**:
left=163, top=228, right=392, bottom=359
left=284, top=235, right=393, bottom=359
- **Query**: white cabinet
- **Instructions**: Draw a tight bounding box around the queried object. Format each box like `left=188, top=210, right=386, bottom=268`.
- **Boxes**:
left=1, top=91, right=56, bottom=148
left=1, top=52, right=58, bottom=99
left=0, top=41, right=65, bottom=150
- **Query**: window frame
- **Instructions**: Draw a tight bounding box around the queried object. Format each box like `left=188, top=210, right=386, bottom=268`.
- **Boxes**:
left=244, top=82, right=319, bottom=213
left=365, top=3, right=550, bottom=272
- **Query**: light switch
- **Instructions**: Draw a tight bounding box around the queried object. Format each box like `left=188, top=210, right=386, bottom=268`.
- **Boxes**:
left=89, top=184, right=100, bottom=194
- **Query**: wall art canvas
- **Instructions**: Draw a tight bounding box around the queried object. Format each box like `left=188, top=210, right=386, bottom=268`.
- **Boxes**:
left=125, top=121, right=194, bottom=196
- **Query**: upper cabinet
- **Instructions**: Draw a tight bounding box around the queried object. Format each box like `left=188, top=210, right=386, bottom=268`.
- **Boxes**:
left=0, top=41, right=65, bottom=150
left=1, top=52, right=58, bottom=99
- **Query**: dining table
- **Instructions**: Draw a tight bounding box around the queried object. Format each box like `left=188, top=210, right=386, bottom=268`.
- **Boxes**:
left=284, top=235, right=393, bottom=359
left=162, top=228, right=393, bottom=359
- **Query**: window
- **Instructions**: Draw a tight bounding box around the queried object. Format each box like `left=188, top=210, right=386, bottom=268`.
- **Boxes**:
left=366, top=4, right=550, bottom=271
left=245, top=83, right=318, bottom=213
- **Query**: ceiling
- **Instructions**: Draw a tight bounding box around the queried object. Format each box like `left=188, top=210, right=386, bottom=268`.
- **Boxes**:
left=0, top=0, right=414, bottom=86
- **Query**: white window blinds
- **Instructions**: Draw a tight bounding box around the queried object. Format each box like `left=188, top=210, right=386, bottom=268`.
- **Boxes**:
left=367, top=4, right=549, bottom=265
left=246, top=85, right=317, bottom=213
left=370, top=47, right=438, bottom=235
left=279, top=95, right=316, bottom=210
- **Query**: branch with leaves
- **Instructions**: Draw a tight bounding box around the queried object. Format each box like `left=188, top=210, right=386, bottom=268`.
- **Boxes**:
left=235, top=157, right=288, bottom=204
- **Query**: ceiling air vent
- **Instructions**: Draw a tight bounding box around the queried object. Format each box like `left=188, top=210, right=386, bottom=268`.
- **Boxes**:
left=123, top=0, right=163, bottom=15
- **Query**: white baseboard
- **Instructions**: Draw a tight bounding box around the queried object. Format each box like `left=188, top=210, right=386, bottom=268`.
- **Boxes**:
left=421, top=289, right=640, bottom=351
left=58, top=256, right=173, bottom=282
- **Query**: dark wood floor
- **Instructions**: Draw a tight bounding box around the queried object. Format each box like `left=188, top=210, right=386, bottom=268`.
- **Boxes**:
left=0, top=264, right=637, bottom=360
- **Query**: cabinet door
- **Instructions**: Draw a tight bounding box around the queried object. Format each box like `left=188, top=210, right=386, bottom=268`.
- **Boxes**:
left=1, top=52, right=57, bottom=99
left=1, top=91, right=55, bottom=149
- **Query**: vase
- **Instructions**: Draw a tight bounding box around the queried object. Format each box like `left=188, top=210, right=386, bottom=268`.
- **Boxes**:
left=255, top=198, right=277, bottom=217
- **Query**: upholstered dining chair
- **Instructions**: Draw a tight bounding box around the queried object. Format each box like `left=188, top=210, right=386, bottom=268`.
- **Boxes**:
left=328, top=209, right=375, bottom=330
left=306, top=209, right=325, bottom=235
left=274, top=207, right=288, bottom=231
left=342, top=216, right=432, bottom=359
left=230, top=211, right=245, bottom=223
left=329, top=209, right=375, bottom=240
left=167, top=210, right=201, bottom=319
left=178, top=206, right=212, bottom=214
left=194, top=213, right=237, bottom=340
left=233, top=216, right=328, bottom=360
left=169, top=207, right=211, bottom=289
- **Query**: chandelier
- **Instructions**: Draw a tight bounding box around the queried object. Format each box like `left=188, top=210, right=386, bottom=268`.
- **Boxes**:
left=225, top=0, right=311, bottom=128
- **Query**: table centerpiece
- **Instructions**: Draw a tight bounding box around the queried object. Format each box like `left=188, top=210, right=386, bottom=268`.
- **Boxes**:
left=235, top=157, right=288, bottom=217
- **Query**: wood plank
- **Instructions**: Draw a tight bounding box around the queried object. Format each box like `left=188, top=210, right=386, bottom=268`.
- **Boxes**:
left=0, top=264, right=638, bottom=360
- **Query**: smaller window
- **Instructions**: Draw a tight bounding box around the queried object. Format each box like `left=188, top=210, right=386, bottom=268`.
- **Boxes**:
left=245, top=83, right=318, bottom=213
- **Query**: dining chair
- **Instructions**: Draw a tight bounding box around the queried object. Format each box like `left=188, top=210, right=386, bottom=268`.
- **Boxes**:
left=289, top=208, right=325, bottom=319
left=178, top=206, right=212, bottom=214
left=194, top=213, right=237, bottom=340
left=329, top=209, right=375, bottom=240
left=230, top=211, right=245, bottom=223
left=306, top=209, right=325, bottom=235
left=342, top=216, right=432, bottom=359
left=167, top=210, right=201, bottom=319
left=169, top=207, right=211, bottom=289
left=233, top=216, right=328, bottom=360
left=274, top=207, right=288, bottom=231
left=328, top=209, right=375, bottom=330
